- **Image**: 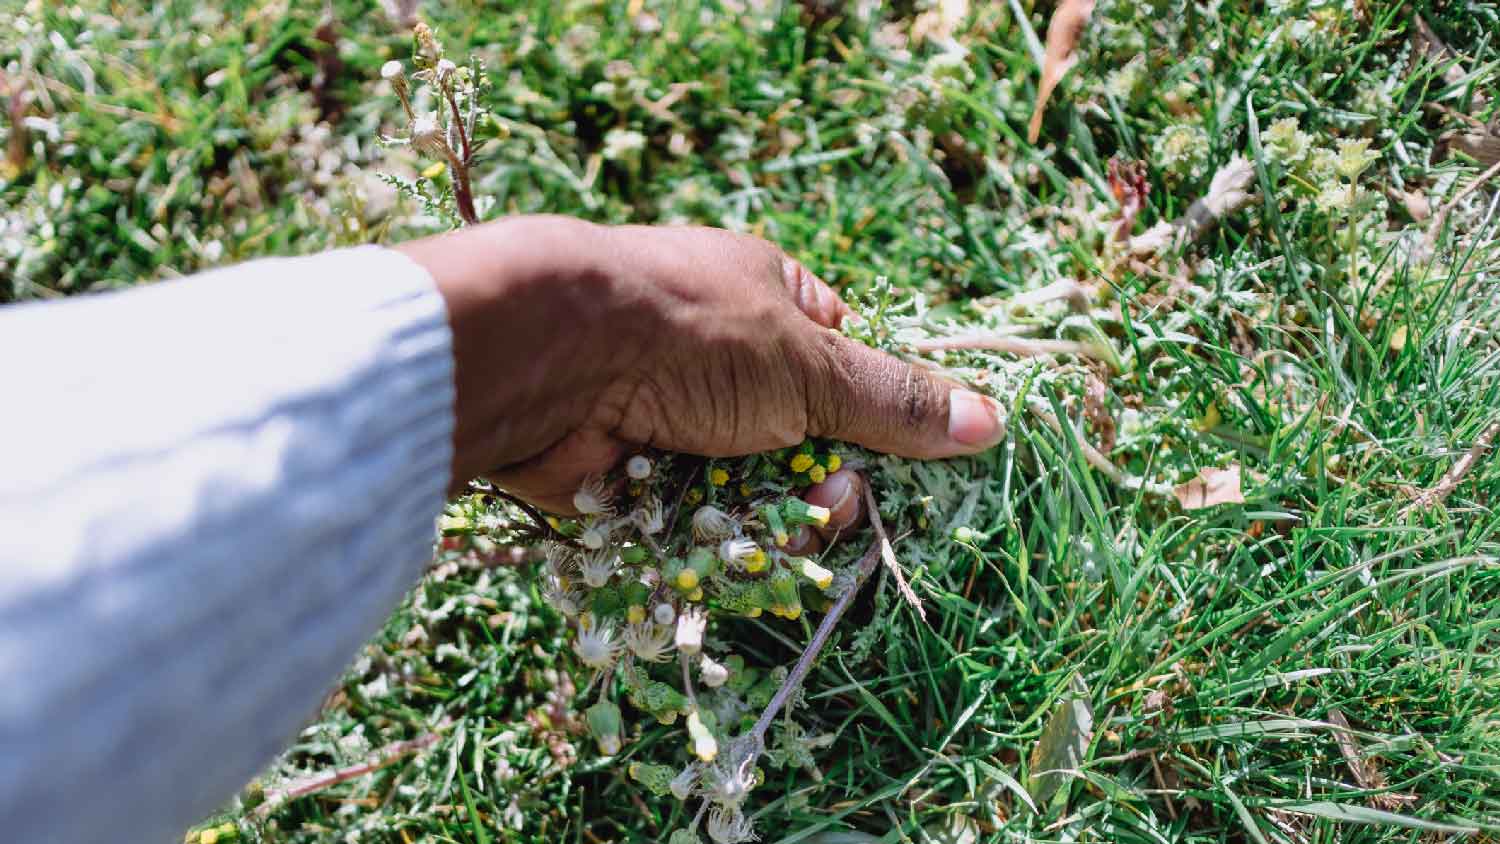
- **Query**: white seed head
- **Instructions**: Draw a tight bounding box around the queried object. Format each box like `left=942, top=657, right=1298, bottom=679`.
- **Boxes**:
left=624, top=621, right=675, bottom=662
left=572, top=475, right=614, bottom=516
left=436, top=58, right=457, bottom=81
left=675, top=607, right=707, bottom=656
left=541, top=575, right=584, bottom=618
left=544, top=542, right=578, bottom=579
left=653, top=602, right=677, bottom=626
left=625, top=455, right=653, bottom=480
left=572, top=618, right=621, bottom=670
left=580, top=517, right=613, bottom=551
left=699, top=654, right=729, bottom=688
left=693, top=506, right=737, bottom=542
left=410, top=112, right=443, bottom=146
left=718, top=537, right=761, bottom=568
left=669, top=764, right=700, bottom=801
left=579, top=550, right=619, bottom=589
left=702, top=754, right=755, bottom=810
left=634, top=496, right=665, bottom=535
left=380, top=60, right=405, bottom=81
left=706, top=807, right=755, bottom=843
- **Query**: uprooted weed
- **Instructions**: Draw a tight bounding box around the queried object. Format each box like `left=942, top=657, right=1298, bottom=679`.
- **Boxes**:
left=6, top=0, right=1500, bottom=841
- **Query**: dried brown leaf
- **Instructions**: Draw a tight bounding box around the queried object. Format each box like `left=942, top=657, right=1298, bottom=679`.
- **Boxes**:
left=1027, top=673, right=1093, bottom=808
left=1173, top=465, right=1245, bottom=510
left=1447, top=128, right=1500, bottom=168
left=1027, top=0, right=1095, bottom=144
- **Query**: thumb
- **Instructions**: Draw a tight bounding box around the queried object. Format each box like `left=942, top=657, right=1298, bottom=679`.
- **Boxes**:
left=806, top=332, right=1006, bottom=459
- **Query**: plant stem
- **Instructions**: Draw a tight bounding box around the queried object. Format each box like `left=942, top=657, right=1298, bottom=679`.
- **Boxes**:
left=748, top=536, right=882, bottom=751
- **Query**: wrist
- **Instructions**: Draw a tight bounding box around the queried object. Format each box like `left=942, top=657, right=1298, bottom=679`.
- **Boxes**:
left=397, top=216, right=629, bottom=485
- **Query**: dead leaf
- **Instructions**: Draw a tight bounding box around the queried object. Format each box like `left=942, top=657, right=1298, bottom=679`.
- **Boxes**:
left=1083, top=371, right=1116, bottom=455
left=1387, top=186, right=1431, bottom=221
left=1027, top=673, right=1094, bottom=808
left=1107, top=157, right=1149, bottom=241
left=1446, top=128, right=1500, bottom=168
left=1327, top=708, right=1418, bottom=809
left=1027, top=0, right=1095, bottom=144
left=1173, top=465, right=1245, bottom=510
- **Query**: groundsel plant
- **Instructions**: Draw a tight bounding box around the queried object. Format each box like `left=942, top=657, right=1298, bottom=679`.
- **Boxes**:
left=533, top=445, right=883, bottom=843
left=378, top=24, right=487, bottom=226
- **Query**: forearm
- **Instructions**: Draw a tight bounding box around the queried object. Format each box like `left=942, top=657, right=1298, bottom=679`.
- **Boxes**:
left=0, top=247, right=453, bottom=842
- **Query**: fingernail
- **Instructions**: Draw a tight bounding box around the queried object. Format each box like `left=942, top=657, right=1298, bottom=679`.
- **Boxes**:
left=948, top=390, right=1006, bottom=449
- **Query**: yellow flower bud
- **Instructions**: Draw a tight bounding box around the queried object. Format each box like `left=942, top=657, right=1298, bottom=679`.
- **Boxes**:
left=744, top=550, right=767, bottom=573
left=825, top=454, right=842, bottom=472
left=627, top=605, right=646, bottom=624
left=789, top=454, right=815, bottom=473
left=808, top=465, right=826, bottom=484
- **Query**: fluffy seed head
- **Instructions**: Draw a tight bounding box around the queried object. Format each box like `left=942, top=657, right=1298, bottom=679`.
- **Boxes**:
left=572, top=618, right=621, bottom=670
left=706, top=807, right=755, bottom=843
left=579, top=550, right=619, bottom=588
left=626, top=455, right=653, bottom=480
left=692, top=506, right=736, bottom=541
left=573, top=475, right=614, bottom=516
left=624, top=621, right=675, bottom=662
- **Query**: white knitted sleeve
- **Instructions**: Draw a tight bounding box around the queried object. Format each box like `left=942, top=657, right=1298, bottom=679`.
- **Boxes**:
left=0, top=246, right=454, bottom=843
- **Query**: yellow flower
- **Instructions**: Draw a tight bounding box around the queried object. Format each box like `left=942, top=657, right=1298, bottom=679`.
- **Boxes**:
left=687, top=586, right=704, bottom=601
left=825, top=454, right=842, bottom=472
left=807, top=465, right=827, bottom=484
left=676, top=568, right=701, bottom=590
left=709, top=468, right=730, bottom=486
left=789, top=454, right=815, bottom=473
left=739, top=482, right=753, bottom=497
left=744, top=549, right=768, bottom=573
left=626, top=605, right=646, bottom=624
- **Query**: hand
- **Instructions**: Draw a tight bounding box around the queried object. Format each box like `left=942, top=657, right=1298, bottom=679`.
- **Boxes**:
left=398, top=215, right=1006, bottom=515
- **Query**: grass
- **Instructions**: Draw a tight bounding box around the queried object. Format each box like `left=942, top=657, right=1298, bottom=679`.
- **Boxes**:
left=6, top=0, right=1500, bottom=842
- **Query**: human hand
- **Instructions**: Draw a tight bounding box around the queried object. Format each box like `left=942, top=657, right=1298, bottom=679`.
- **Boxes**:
left=398, top=215, right=1006, bottom=515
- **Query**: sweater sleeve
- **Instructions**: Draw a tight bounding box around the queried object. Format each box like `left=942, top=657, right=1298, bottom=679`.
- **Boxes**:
left=0, top=246, right=454, bottom=843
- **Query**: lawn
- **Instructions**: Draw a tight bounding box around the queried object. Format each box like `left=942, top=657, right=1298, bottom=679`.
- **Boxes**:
left=5, top=1, right=1500, bottom=842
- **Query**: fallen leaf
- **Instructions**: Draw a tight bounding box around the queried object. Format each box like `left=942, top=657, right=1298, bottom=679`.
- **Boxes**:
left=1387, top=187, right=1431, bottom=221
left=1446, top=128, right=1500, bottom=168
left=1027, top=0, right=1095, bottom=144
left=1107, top=157, right=1149, bottom=241
left=1173, top=465, right=1245, bottom=510
left=1027, top=673, right=1093, bottom=808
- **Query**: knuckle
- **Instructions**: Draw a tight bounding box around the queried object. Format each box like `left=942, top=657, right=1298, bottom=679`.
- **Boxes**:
left=801, top=331, right=855, bottom=436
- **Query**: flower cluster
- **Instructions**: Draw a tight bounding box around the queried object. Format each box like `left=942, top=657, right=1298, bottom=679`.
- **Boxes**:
left=378, top=24, right=487, bottom=226
left=539, top=449, right=852, bottom=843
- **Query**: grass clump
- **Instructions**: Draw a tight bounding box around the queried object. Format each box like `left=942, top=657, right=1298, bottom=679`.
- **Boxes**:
left=7, top=0, right=1500, bottom=842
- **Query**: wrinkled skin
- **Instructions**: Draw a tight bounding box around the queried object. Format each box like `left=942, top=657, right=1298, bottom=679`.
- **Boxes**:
left=399, top=215, right=1006, bottom=525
